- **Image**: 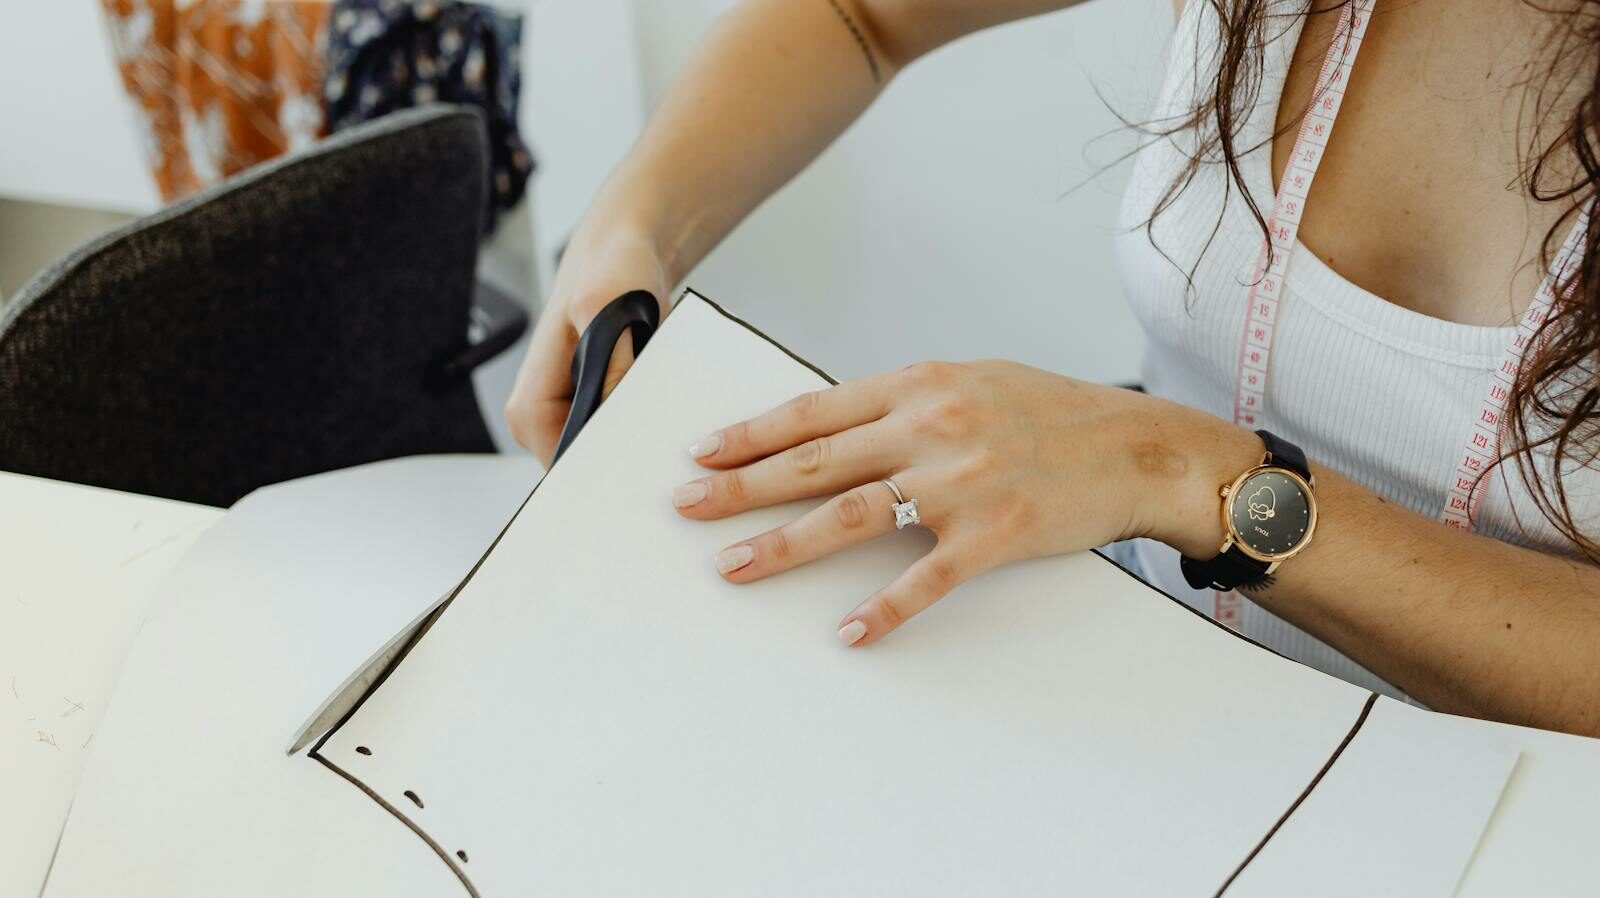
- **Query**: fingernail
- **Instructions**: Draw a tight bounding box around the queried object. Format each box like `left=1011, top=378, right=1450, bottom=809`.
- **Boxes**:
left=688, top=432, right=723, bottom=459
left=714, top=544, right=755, bottom=574
left=837, top=620, right=868, bottom=646
left=672, top=482, right=709, bottom=508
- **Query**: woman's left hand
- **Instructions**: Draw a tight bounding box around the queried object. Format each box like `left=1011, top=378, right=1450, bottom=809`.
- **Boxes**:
left=670, top=359, right=1258, bottom=647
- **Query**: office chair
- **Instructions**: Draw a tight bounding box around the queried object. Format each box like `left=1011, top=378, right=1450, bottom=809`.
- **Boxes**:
left=0, top=106, right=527, bottom=507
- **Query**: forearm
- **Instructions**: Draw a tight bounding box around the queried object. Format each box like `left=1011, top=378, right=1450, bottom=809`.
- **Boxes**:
left=1158, top=419, right=1600, bottom=736
left=574, top=0, right=897, bottom=283
left=572, top=0, right=1090, bottom=284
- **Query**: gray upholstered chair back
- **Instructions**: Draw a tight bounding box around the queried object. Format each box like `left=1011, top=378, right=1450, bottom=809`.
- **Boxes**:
left=0, top=106, right=498, bottom=506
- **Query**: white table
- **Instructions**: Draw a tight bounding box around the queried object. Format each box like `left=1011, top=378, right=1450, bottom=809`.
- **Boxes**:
left=1, top=473, right=220, bottom=898
left=6, top=464, right=1597, bottom=897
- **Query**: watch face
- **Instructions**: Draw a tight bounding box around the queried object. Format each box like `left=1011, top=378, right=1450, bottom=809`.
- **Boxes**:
left=1227, top=467, right=1314, bottom=560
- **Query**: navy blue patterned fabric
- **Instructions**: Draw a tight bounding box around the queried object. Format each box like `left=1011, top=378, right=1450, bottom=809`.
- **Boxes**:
left=324, top=0, right=533, bottom=234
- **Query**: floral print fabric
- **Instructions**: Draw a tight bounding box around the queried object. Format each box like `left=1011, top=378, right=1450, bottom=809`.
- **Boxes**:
left=100, top=0, right=330, bottom=202
left=324, top=0, right=532, bottom=233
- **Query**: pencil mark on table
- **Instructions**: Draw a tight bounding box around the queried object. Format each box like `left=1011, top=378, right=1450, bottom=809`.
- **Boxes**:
left=10, top=675, right=18, bottom=700
left=35, top=730, right=59, bottom=749
left=116, top=520, right=210, bottom=568
left=61, top=697, right=85, bottom=717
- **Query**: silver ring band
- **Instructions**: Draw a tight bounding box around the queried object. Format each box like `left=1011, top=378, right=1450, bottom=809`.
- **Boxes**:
left=881, top=478, right=921, bottom=530
left=882, top=478, right=906, bottom=504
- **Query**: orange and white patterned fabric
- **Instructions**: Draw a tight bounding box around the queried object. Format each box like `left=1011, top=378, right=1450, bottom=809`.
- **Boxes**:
left=100, top=0, right=331, bottom=202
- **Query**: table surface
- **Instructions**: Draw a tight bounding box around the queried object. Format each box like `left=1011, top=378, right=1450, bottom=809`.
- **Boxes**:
left=5, top=465, right=1597, bottom=897
left=1, top=473, right=221, bottom=898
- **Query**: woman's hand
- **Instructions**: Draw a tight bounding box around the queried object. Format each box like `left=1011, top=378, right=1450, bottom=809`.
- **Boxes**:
left=505, top=227, right=673, bottom=464
left=671, top=360, right=1261, bottom=646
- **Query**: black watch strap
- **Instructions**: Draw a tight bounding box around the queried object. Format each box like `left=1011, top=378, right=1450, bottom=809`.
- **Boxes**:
left=1258, top=430, right=1310, bottom=480
left=1178, top=430, right=1305, bottom=592
left=1180, top=546, right=1270, bottom=591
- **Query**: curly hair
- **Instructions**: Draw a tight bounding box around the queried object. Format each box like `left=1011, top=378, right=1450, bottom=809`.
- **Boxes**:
left=1140, top=0, right=1600, bottom=557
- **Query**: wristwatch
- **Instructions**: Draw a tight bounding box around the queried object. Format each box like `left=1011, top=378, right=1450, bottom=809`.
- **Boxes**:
left=1180, top=430, right=1318, bottom=591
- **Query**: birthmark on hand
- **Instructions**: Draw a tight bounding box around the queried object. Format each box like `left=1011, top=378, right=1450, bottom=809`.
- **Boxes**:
left=1131, top=440, right=1190, bottom=480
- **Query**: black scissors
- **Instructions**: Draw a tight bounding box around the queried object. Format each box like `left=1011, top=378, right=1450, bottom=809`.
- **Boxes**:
left=551, top=290, right=661, bottom=463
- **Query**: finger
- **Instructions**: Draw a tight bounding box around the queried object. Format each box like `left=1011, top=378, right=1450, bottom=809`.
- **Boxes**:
left=504, top=310, right=580, bottom=464
left=690, top=375, right=897, bottom=469
left=711, top=480, right=902, bottom=583
left=673, top=422, right=900, bottom=520
left=837, top=544, right=975, bottom=648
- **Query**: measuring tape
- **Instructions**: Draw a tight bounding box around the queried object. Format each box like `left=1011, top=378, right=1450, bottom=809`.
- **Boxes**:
left=1442, top=208, right=1591, bottom=529
left=1217, top=0, right=1591, bottom=627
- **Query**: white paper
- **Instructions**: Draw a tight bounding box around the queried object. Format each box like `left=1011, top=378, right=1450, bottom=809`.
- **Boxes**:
left=40, top=456, right=538, bottom=898
left=1224, top=697, right=1516, bottom=898
left=0, top=474, right=219, bottom=898
left=1451, top=715, right=1600, bottom=897
left=319, top=293, right=1518, bottom=898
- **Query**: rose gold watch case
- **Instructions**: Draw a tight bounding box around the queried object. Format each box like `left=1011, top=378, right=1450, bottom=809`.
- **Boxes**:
left=1216, top=463, right=1319, bottom=567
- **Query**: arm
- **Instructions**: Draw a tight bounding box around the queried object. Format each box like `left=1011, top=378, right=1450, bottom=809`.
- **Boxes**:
left=669, top=363, right=1600, bottom=738
left=596, top=0, right=1091, bottom=287
left=1161, top=431, right=1600, bottom=736
left=506, top=0, right=1087, bottom=461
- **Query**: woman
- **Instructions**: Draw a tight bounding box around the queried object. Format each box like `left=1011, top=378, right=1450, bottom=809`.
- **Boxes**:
left=505, top=0, right=1600, bottom=737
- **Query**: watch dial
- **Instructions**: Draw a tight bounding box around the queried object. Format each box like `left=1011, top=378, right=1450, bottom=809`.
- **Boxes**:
left=1228, top=469, right=1312, bottom=558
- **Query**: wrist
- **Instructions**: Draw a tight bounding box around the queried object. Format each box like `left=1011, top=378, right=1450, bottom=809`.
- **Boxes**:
left=575, top=170, right=696, bottom=287
left=553, top=211, right=674, bottom=319
left=1147, top=413, right=1265, bottom=560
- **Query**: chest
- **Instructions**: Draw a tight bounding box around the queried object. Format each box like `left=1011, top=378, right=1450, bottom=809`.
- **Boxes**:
left=1275, top=0, right=1582, bottom=326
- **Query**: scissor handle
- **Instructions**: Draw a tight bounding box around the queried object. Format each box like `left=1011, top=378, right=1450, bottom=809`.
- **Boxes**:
left=551, top=290, right=660, bottom=463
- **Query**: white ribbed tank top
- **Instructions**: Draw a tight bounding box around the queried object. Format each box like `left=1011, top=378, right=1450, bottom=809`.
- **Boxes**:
left=1113, top=0, right=1599, bottom=699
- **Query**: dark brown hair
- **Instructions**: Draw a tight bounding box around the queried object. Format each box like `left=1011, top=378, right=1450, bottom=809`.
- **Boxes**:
left=1141, top=0, right=1600, bottom=557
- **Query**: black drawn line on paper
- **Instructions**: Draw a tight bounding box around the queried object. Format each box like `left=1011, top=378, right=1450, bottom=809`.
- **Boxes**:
left=311, top=753, right=482, bottom=898
left=1212, top=693, right=1379, bottom=897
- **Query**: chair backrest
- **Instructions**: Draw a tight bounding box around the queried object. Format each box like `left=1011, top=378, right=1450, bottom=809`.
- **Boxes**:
left=0, top=106, right=497, bottom=507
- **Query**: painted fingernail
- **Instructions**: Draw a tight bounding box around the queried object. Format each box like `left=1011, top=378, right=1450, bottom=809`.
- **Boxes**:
left=714, top=544, right=755, bottom=574
left=837, top=620, right=868, bottom=646
left=688, top=432, right=723, bottom=459
left=672, top=482, right=709, bottom=508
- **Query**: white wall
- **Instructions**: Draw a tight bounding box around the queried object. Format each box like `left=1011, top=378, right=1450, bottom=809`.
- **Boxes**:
left=629, top=0, right=1174, bottom=385
left=0, top=1, right=158, bottom=215
left=0, top=0, right=1175, bottom=392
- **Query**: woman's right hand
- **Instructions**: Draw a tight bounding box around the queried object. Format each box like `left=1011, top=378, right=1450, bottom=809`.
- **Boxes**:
left=505, top=226, right=674, bottom=465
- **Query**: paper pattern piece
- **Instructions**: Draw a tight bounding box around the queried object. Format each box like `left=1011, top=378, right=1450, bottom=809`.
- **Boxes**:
left=39, top=456, right=537, bottom=898
left=0, top=474, right=218, bottom=898
left=1453, top=714, right=1600, bottom=896
left=317, top=292, right=1518, bottom=898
